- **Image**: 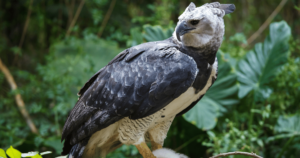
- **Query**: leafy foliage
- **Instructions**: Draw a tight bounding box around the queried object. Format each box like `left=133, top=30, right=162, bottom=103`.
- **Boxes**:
left=237, top=21, right=291, bottom=100
left=143, top=24, right=173, bottom=42
left=267, top=115, right=300, bottom=143
left=275, top=115, right=300, bottom=134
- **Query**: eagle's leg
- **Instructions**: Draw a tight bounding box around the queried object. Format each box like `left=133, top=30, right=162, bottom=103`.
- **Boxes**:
left=135, top=142, right=157, bottom=158
left=148, top=116, right=175, bottom=151
left=149, top=134, right=162, bottom=151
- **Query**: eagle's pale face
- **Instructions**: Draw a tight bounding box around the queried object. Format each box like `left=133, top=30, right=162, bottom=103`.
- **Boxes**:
left=174, top=2, right=226, bottom=49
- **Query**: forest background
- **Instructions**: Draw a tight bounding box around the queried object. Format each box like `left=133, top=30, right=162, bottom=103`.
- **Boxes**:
left=0, top=0, right=300, bottom=158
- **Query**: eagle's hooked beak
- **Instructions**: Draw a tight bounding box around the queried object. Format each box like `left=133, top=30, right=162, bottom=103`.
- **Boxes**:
left=175, top=21, right=195, bottom=42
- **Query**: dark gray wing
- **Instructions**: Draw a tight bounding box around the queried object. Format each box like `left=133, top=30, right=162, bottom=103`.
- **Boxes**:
left=61, top=41, right=198, bottom=154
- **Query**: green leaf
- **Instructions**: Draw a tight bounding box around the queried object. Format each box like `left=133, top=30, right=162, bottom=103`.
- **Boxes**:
left=0, top=148, right=7, bottom=158
left=184, top=97, right=219, bottom=130
left=237, top=21, right=291, bottom=100
left=6, top=146, right=21, bottom=158
left=44, top=139, right=63, bottom=154
left=267, top=115, right=300, bottom=143
left=130, top=27, right=143, bottom=46
left=274, top=115, right=300, bottom=134
left=184, top=52, right=239, bottom=130
left=294, top=5, right=300, bottom=11
left=143, top=24, right=173, bottom=42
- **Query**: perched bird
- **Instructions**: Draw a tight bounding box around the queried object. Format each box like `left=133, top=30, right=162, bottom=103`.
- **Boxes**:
left=61, top=2, right=235, bottom=158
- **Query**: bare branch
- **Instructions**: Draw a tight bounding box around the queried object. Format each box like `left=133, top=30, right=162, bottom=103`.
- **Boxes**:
left=0, top=58, right=39, bottom=134
left=65, top=0, right=75, bottom=30
left=66, top=0, right=86, bottom=37
left=245, top=0, right=288, bottom=47
left=210, top=151, right=263, bottom=158
left=97, top=0, right=117, bottom=38
left=19, top=0, right=34, bottom=48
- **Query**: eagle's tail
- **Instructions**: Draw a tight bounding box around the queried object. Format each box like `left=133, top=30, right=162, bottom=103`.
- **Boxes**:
left=66, top=137, right=89, bottom=158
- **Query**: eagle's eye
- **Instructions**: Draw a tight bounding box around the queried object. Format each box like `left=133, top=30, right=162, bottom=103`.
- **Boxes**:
left=190, top=20, right=199, bottom=25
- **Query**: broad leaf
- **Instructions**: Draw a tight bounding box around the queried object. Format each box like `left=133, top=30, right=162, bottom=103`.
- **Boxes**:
left=143, top=24, right=173, bottom=42
left=184, top=52, right=239, bottom=130
left=6, top=146, right=21, bottom=158
left=184, top=97, right=219, bottom=130
left=44, top=139, right=63, bottom=154
left=267, top=115, right=300, bottom=142
left=274, top=115, right=300, bottom=134
left=237, top=21, right=291, bottom=100
left=0, top=148, right=7, bottom=158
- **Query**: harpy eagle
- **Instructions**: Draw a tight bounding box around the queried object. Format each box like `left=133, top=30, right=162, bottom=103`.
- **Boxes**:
left=61, top=2, right=235, bottom=158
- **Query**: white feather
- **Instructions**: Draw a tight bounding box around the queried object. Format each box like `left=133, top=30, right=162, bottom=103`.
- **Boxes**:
left=153, top=148, right=188, bottom=158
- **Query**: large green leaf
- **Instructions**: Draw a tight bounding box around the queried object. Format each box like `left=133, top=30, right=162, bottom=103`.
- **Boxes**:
left=184, top=52, right=239, bottom=130
left=267, top=115, right=300, bottom=142
left=143, top=24, right=173, bottom=42
left=275, top=115, right=300, bottom=134
left=237, top=21, right=291, bottom=100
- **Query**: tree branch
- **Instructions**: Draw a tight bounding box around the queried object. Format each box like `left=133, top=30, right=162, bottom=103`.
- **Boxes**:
left=66, top=0, right=86, bottom=37
left=97, top=0, right=116, bottom=38
left=65, top=0, right=75, bottom=29
left=210, top=151, right=263, bottom=158
left=0, top=58, right=39, bottom=134
left=19, top=0, right=33, bottom=48
left=245, top=0, right=288, bottom=47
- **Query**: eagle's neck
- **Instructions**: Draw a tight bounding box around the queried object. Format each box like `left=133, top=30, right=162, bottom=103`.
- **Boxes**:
left=167, top=36, right=218, bottom=93
left=167, top=36, right=217, bottom=66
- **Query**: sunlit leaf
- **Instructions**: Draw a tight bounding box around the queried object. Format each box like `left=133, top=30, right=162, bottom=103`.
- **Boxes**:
left=30, top=154, right=42, bottom=158
left=6, top=146, right=21, bottom=158
left=0, top=148, right=7, bottom=158
left=237, top=21, right=291, bottom=100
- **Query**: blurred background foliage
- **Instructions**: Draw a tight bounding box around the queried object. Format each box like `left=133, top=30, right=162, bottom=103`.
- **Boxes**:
left=0, top=0, right=300, bottom=158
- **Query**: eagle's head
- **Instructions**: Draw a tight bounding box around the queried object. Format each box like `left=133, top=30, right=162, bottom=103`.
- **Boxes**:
left=174, top=2, right=235, bottom=50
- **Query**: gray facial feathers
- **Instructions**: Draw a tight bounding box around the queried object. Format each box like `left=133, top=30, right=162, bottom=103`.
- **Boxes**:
left=187, top=2, right=196, bottom=12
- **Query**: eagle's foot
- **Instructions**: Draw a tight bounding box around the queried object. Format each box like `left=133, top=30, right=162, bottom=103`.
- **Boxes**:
left=135, top=142, right=157, bottom=158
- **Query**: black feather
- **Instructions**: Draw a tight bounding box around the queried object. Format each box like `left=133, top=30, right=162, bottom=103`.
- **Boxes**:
left=61, top=38, right=218, bottom=156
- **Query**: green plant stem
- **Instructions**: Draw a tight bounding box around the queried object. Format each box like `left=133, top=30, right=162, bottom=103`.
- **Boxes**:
left=174, top=134, right=202, bottom=152
left=248, top=96, right=255, bottom=130
left=276, top=136, right=295, bottom=158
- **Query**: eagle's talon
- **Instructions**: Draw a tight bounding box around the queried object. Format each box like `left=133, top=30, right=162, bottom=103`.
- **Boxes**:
left=135, top=142, right=157, bottom=158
